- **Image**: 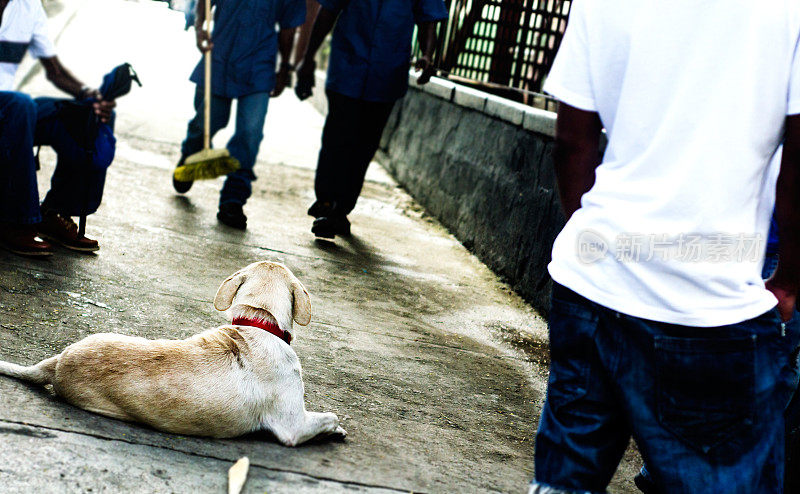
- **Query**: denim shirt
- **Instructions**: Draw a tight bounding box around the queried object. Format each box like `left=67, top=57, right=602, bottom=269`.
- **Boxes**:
left=319, top=0, right=448, bottom=102
left=190, top=0, right=305, bottom=98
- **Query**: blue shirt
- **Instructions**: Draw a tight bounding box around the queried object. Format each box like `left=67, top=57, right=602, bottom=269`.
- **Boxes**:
left=319, top=0, right=448, bottom=102
left=190, top=0, right=305, bottom=98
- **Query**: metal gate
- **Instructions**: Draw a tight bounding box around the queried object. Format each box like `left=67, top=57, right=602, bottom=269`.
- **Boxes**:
left=418, top=0, right=571, bottom=109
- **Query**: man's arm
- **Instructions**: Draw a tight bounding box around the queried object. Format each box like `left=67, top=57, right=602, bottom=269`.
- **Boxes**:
left=39, top=56, right=115, bottom=123
left=414, top=21, right=438, bottom=85
left=552, top=103, right=604, bottom=220
left=294, top=5, right=339, bottom=100
left=194, top=0, right=212, bottom=53
left=40, top=56, right=85, bottom=98
left=766, top=114, right=800, bottom=321
left=292, top=0, right=321, bottom=65
left=272, top=27, right=298, bottom=97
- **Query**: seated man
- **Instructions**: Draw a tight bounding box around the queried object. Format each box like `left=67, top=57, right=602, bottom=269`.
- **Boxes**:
left=0, top=0, right=114, bottom=257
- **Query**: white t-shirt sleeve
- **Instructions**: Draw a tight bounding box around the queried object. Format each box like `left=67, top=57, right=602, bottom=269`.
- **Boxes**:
left=28, top=1, right=56, bottom=59
left=542, top=1, right=596, bottom=112
left=789, top=36, right=800, bottom=115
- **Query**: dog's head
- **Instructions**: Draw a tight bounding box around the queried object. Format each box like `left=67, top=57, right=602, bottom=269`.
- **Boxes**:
left=213, top=261, right=312, bottom=332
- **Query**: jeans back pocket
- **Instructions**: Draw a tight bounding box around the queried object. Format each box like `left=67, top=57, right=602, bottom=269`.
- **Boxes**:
left=655, top=335, right=756, bottom=456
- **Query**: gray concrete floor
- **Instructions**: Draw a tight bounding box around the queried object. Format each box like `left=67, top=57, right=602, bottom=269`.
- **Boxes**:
left=0, top=0, right=641, bottom=492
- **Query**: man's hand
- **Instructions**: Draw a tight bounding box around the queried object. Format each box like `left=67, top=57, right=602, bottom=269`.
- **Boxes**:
left=415, top=22, right=439, bottom=86
left=83, top=89, right=116, bottom=123
left=415, top=55, right=435, bottom=85
left=272, top=65, right=292, bottom=97
left=294, top=6, right=338, bottom=101
left=195, top=25, right=213, bottom=53
left=766, top=277, right=797, bottom=322
left=295, top=59, right=316, bottom=101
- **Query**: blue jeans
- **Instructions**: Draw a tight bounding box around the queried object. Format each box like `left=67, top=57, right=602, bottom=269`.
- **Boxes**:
left=533, top=283, right=800, bottom=494
left=0, top=92, right=106, bottom=224
left=766, top=253, right=800, bottom=492
left=180, top=86, right=269, bottom=207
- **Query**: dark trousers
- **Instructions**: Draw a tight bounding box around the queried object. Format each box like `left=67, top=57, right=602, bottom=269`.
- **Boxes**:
left=314, top=90, right=395, bottom=216
left=0, top=92, right=108, bottom=224
left=533, top=283, right=800, bottom=494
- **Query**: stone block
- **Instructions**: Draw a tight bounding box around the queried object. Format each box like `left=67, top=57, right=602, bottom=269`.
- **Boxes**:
left=453, top=85, right=488, bottom=112
left=484, top=94, right=527, bottom=126
left=418, top=76, right=457, bottom=101
left=522, top=107, right=557, bottom=137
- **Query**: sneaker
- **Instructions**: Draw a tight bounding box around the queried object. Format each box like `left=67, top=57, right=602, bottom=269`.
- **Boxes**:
left=38, top=209, right=99, bottom=252
left=0, top=224, right=53, bottom=257
left=311, top=215, right=350, bottom=239
left=172, top=156, right=193, bottom=194
left=217, top=202, right=247, bottom=230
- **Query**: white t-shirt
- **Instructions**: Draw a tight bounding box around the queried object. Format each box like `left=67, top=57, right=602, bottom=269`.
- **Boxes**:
left=544, top=0, right=800, bottom=327
left=0, top=0, right=56, bottom=91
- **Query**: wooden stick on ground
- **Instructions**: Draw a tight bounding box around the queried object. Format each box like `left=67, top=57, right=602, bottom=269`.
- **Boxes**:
left=228, top=457, right=250, bottom=494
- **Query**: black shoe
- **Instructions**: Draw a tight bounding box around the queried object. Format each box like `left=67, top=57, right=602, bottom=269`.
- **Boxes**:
left=307, top=200, right=337, bottom=218
left=172, top=157, right=193, bottom=194
left=311, top=216, right=350, bottom=239
left=217, top=203, right=247, bottom=230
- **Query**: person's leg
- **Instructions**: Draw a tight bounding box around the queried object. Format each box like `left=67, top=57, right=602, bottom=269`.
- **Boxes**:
left=531, top=284, right=631, bottom=493
left=312, top=90, right=358, bottom=215
left=215, top=92, right=269, bottom=229
left=0, top=91, right=41, bottom=225
left=180, top=85, right=233, bottom=159
left=219, top=91, right=270, bottom=207
left=174, top=86, right=233, bottom=193
left=783, top=292, right=800, bottom=492
left=33, top=97, right=107, bottom=252
left=336, top=98, right=394, bottom=216
left=0, top=91, right=51, bottom=256
left=787, top=366, right=800, bottom=492
left=308, top=91, right=362, bottom=237
left=619, top=309, right=800, bottom=494
left=634, top=250, right=789, bottom=494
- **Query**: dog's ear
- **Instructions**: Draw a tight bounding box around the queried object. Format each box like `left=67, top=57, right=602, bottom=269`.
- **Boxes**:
left=291, top=280, right=312, bottom=326
left=214, top=272, right=245, bottom=311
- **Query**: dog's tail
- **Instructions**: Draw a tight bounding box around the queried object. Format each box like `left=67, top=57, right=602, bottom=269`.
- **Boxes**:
left=0, top=356, right=57, bottom=385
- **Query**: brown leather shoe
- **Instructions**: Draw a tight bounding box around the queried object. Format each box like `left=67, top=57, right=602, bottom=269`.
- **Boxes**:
left=0, top=225, right=53, bottom=257
left=38, top=209, right=99, bottom=252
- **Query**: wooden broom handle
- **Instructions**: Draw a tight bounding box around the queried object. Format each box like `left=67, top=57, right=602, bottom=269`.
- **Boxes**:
left=203, top=0, right=212, bottom=150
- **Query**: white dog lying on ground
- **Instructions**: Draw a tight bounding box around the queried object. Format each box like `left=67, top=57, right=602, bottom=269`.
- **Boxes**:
left=0, top=261, right=346, bottom=446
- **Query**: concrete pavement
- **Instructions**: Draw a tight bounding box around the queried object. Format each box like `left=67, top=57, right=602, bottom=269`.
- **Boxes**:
left=0, top=0, right=641, bottom=492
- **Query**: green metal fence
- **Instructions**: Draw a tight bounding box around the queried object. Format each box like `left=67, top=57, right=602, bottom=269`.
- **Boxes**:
left=416, top=0, right=571, bottom=110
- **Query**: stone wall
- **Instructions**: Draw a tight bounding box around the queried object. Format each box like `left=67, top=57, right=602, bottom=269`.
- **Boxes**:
left=377, top=76, right=565, bottom=314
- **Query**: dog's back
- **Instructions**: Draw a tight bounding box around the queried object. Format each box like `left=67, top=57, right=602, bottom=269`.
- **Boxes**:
left=50, top=330, right=271, bottom=437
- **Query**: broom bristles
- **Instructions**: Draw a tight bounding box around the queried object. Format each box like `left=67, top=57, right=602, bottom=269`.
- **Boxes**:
left=174, top=149, right=240, bottom=182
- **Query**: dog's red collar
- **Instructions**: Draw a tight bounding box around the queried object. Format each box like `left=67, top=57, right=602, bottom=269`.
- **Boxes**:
left=232, top=317, right=292, bottom=345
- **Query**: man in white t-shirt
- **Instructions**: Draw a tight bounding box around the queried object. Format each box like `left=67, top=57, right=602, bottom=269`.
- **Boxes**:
left=531, top=2, right=800, bottom=493
left=0, top=0, right=114, bottom=256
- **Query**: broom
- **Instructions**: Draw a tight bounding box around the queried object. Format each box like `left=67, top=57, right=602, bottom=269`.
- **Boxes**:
left=173, top=0, right=239, bottom=183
